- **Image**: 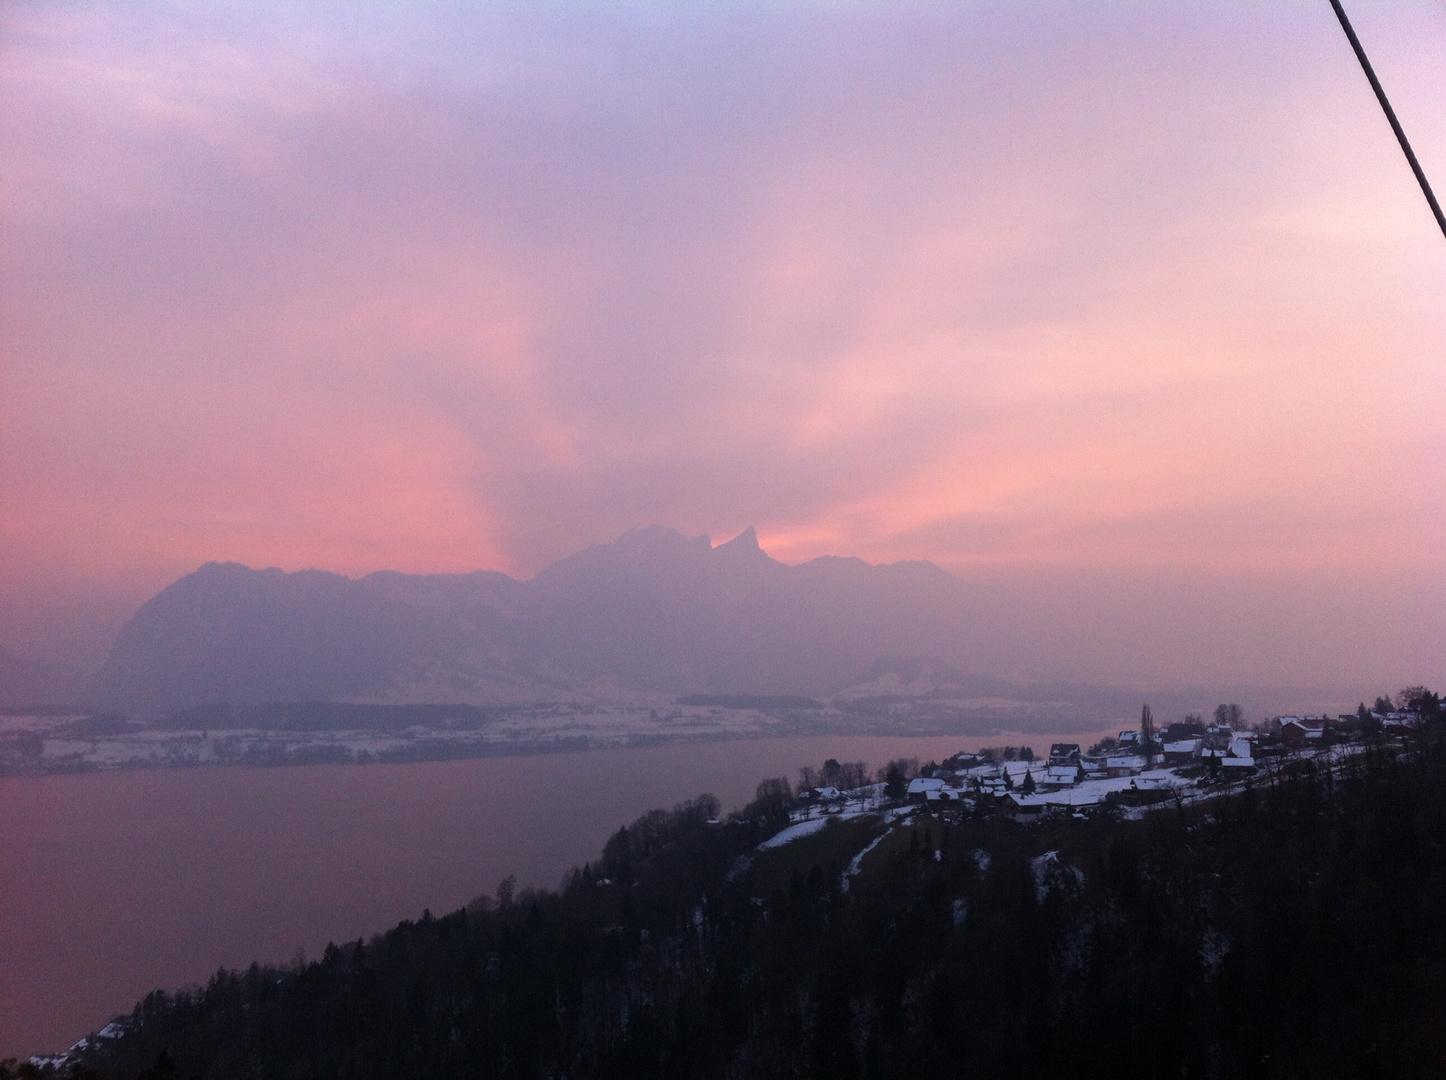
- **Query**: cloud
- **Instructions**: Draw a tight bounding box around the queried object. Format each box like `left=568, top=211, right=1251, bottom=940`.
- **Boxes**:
left=1, top=1, right=1443, bottom=681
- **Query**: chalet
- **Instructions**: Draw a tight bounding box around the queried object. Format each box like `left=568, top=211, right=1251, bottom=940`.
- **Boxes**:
left=1042, top=765, right=1081, bottom=789
left=1004, top=793, right=1050, bottom=821
left=1106, top=754, right=1146, bottom=778
left=924, top=785, right=965, bottom=803
left=1162, top=738, right=1202, bottom=766
left=906, top=777, right=946, bottom=802
left=1048, top=743, right=1081, bottom=767
left=1160, top=722, right=1205, bottom=743
left=1279, top=717, right=1325, bottom=746
left=1221, top=738, right=1257, bottom=770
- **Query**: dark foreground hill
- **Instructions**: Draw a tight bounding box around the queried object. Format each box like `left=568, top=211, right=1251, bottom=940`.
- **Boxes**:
left=56, top=733, right=1446, bottom=1080
left=88, top=527, right=1011, bottom=715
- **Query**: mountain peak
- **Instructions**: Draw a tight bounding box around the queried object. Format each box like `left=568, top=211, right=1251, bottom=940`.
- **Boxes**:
left=607, top=525, right=712, bottom=555
left=715, top=525, right=762, bottom=556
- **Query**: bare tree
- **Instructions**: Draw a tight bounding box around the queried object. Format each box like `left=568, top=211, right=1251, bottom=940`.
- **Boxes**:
left=1213, top=703, right=1244, bottom=729
left=1398, top=686, right=1441, bottom=719
left=840, top=760, right=870, bottom=790
left=876, top=757, right=919, bottom=785
left=496, top=875, right=517, bottom=909
left=797, top=765, right=818, bottom=793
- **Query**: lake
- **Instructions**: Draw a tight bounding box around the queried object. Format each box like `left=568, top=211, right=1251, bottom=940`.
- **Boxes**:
left=0, top=728, right=1118, bottom=1057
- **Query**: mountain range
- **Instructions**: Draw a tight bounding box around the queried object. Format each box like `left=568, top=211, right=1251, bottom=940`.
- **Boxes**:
left=88, top=527, right=1018, bottom=716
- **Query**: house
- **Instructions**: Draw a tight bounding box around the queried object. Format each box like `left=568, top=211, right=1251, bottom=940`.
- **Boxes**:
left=1221, top=740, right=1257, bottom=770
left=1162, top=738, right=1201, bottom=766
left=1042, top=765, right=1081, bottom=789
left=1105, top=754, right=1146, bottom=778
left=1048, top=743, right=1081, bottom=767
left=907, top=777, right=946, bottom=802
left=1160, top=721, right=1205, bottom=743
left=1004, top=793, right=1050, bottom=821
left=925, top=785, right=965, bottom=803
left=1279, top=717, right=1325, bottom=747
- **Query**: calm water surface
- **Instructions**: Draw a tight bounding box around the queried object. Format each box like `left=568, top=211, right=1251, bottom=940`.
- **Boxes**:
left=1, top=729, right=1118, bottom=1056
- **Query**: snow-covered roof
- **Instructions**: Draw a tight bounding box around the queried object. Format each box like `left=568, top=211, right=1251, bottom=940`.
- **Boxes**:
left=1163, top=739, right=1201, bottom=753
left=907, top=777, right=945, bottom=794
left=925, top=786, right=964, bottom=801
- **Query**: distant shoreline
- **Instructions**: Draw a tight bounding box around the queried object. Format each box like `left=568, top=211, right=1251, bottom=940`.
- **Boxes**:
left=0, top=705, right=1133, bottom=780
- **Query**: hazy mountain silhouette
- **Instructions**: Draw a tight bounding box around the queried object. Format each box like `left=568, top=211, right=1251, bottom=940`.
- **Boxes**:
left=89, top=527, right=1013, bottom=715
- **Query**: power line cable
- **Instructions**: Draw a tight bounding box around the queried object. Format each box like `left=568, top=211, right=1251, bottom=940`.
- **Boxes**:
left=1328, top=0, right=1446, bottom=241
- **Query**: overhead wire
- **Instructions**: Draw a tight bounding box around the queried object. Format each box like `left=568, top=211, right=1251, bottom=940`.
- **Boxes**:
left=1327, top=0, right=1446, bottom=241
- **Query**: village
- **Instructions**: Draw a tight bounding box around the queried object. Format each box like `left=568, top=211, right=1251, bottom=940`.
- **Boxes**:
left=785, top=700, right=1436, bottom=830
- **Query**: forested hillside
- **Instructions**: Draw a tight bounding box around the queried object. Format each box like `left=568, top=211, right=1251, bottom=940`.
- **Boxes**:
left=30, top=733, right=1446, bottom=1080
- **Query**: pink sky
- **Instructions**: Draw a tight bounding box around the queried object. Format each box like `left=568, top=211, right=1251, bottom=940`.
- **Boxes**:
left=2, top=2, right=1443, bottom=686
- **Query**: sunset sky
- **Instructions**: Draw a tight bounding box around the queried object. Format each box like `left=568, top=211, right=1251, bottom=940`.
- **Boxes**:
left=2, top=1, right=1442, bottom=687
